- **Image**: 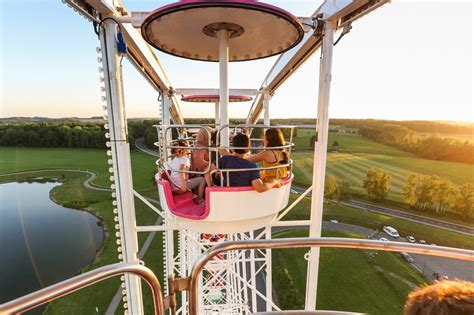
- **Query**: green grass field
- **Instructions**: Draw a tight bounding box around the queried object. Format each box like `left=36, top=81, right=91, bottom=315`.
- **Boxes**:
left=0, top=147, right=160, bottom=314
left=291, top=131, right=474, bottom=204
left=273, top=229, right=426, bottom=315
left=1, top=144, right=472, bottom=313
left=0, top=147, right=157, bottom=190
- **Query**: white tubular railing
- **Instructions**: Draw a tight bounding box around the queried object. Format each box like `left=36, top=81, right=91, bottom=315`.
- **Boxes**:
left=154, top=124, right=295, bottom=181
left=188, top=238, right=474, bottom=315
left=0, top=263, right=165, bottom=315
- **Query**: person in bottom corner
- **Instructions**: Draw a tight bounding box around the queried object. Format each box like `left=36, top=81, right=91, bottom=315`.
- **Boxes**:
left=218, top=133, right=282, bottom=192
left=404, top=279, right=474, bottom=315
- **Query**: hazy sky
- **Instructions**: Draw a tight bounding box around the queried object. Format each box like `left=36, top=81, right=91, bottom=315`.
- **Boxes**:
left=0, top=0, right=472, bottom=122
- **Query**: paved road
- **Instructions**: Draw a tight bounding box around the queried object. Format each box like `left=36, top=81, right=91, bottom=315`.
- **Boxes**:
left=135, top=137, right=160, bottom=157
left=290, top=185, right=474, bottom=236
left=342, top=200, right=474, bottom=236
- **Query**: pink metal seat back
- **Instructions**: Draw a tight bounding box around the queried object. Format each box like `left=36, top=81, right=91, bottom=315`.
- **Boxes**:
left=157, top=172, right=206, bottom=219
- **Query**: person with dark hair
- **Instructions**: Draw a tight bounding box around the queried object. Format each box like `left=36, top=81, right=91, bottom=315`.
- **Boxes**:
left=404, top=279, right=474, bottom=315
left=248, top=128, right=289, bottom=180
left=167, top=139, right=206, bottom=203
left=219, top=133, right=282, bottom=192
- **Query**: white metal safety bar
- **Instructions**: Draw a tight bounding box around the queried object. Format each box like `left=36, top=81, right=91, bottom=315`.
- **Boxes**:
left=189, top=238, right=474, bottom=315
left=0, top=263, right=165, bottom=315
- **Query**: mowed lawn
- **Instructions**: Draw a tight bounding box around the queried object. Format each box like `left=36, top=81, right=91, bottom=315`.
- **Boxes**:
left=291, top=131, right=474, bottom=202
left=0, top=147, right=157, bottom=191
left=273, top=229, right=426, bottom=315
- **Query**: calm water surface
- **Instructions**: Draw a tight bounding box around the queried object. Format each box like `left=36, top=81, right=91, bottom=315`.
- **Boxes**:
left=0, top=182, right=104, bottom=312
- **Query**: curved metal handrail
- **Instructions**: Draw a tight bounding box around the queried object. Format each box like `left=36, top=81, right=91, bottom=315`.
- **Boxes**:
left=189, top=237, right=474, bottom=315
left=0, top=263, right=165, bottom=315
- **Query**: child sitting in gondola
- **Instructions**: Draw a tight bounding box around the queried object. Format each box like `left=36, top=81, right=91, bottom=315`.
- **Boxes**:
left=167, top=139, right=206, bottom=203
left=247, top=128, right=289, bottom=180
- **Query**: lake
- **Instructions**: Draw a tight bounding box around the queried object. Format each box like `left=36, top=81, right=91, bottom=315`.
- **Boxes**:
left=0, top=182, right=104, bottom=313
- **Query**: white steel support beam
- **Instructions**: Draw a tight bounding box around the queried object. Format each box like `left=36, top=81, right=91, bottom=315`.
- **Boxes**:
left=215, top=102, right=220, bottom=126
left=265, top=227, right=272, bottom=312
left=263, top=94, right=271, bottom=126
left=305, top=19, right=336, bottom=310
left=99, top=21, right=143, bottom=314
left=245, top=0, right=390, bottom=125
left=161, top=92, right=176, bottom=298
left=218, top=29, right=230, bottom=147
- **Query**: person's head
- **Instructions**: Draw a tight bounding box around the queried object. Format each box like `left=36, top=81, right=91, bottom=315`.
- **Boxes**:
left=171, top=139, right=189, bottom=157
left=264, top=128, right=288, bottom=164
left=195, top=127, right=212, bottom=146
left=264, top=128, right=286, bottom=148
left=232, top=133, right=250, bottom=155
left=404, top=280, right=474, bottom=315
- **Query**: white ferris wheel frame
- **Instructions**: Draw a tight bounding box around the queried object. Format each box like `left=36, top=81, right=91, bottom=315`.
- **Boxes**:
left=61, top=0, right=392, bottom=314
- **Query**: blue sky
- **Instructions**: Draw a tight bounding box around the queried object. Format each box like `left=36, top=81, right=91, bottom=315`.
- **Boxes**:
left=1, top=1, right=473, bottom=122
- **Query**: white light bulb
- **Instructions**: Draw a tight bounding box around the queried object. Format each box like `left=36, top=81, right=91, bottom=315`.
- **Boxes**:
left=114, top=216, right=119, bottom=222
left=96, top=47, right=101, bottom=53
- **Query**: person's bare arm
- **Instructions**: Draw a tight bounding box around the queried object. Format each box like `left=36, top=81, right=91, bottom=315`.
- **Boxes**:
left=179, top=164, right=187, bottom=192
left=251, top=178, right=282, bottom=193
left=247, top=150, right=271, bottom=163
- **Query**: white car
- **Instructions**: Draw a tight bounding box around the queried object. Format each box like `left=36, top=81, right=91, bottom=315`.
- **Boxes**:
left=329, top=220, right=338, bottom=223
left=379, top=237, right=390, bottom=242
left=406, top=236, right=416, bottom=243
left=383, top=226, right=400, bottom=238
left=419, top=240, right=426, bottom=244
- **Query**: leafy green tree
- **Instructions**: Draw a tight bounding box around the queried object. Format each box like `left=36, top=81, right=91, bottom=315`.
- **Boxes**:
left=431, top=177, right=455, bottom=214
left=336, top=180, right=351, bottom=203
left=402, top=173, right=422, bottom=207
left=453, top=183, right=474, bottom=219
left=324, top=175, right=338, bottom=200
left=362, top=168, right=391, bottom=200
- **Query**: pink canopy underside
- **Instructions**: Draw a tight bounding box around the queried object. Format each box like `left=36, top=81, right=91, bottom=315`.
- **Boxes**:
left=181, top=95, right=253, bottom=103
left=141, top=0, right=304, bottom=62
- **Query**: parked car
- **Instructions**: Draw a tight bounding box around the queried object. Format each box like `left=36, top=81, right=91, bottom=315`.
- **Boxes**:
left=379, top=237, right=389, bottom=242
left=400, top=252, right=414, bottom=263
left=329, top=220, right=338, bottom=223
left=383, top=226, right=400, bottom=238
left=406, top=236, right=416, bottom=243
left=418, top=240, right=426, bottom=244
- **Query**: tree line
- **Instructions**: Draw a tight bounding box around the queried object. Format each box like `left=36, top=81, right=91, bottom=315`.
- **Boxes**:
left=0, top=123, right=107, bottom=148
left=331, top=166, right=473, bottom=220
left=0, top=121, right=158, bottom=150
left=358, top=124, right=473, bottom=164
left=403, top=173, right=474, bottom=220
